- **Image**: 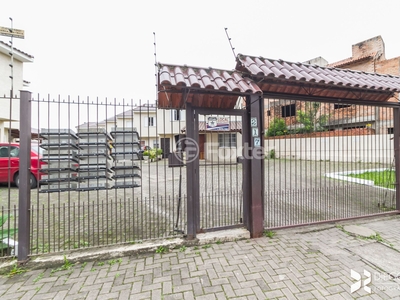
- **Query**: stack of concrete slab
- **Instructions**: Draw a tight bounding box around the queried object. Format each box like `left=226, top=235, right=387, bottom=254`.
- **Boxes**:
left=76, top=128, right=115, bottom=190
left=110, top=128, right=141, bottom=188
left=39, top=129, right=81, bottom=192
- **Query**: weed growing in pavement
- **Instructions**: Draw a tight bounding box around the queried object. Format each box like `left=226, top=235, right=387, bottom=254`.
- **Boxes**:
left=337, top=226, right=393, bottom=247
left=51, top=255, right=74, bottom=274
left=156, top=245, right=167, bottom=254
left=179, top=246, right=187, bottom=252
left=202, top=244, right=211, bottom=249
left=108, top=259, right=118, bottom=266
left=264, top=230, right=276, bottom=238
left=216, top=240, right=223, bottom=245
left=33, top=272, right=44, bottom=283
left=6, top=263, right=26, bottom=277
left=97, top=262, right=105, bottom=266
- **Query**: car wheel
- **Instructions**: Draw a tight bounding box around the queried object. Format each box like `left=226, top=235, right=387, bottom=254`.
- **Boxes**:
left=14, top=173, right=37, bottom=189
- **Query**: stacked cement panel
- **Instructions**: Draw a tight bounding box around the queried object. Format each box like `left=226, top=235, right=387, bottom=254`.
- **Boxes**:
left=39, top=129, right=80, bottom=192
left=110, top=128, right=141, bottom=188
left=76, top=128, right=114, bottom=191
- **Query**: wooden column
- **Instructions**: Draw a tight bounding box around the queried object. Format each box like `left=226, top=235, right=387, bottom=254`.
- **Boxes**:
left=247, top=94, right=265, bottom=237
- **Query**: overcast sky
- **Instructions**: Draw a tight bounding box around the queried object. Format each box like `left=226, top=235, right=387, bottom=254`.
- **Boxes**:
left=2, top=0, right=400, bottom=104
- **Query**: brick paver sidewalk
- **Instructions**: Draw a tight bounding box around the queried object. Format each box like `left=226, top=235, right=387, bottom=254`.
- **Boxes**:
left=1, top=215, right=400, bottom=299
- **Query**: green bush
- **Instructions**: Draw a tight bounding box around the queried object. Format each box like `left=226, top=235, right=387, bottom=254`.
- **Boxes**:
left=266, top=118, right=288, bottom=137
left=149, top=149, right=157, bottom=160
left=156, top=148, right=163, bottom=156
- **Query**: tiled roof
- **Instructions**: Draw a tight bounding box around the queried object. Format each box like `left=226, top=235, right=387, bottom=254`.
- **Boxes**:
left=133, top=104, right=157, bottom=112
left=158, top=63, right=262, bottom=109
left=327, top=52, right=377, bottom=68
left=235, top=54, right=400, bottom=102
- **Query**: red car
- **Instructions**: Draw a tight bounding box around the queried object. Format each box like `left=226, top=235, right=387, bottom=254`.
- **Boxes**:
left=0, top=143, right=44, bottom=188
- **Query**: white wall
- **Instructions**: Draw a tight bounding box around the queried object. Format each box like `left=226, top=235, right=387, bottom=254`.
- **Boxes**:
left=0, top=51, right=27, bottom=142
left=265, top=134, right=394, bottom=163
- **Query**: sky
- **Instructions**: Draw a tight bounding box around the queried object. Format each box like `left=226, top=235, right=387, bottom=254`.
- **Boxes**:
left=2, top=0, right=400, bottom=105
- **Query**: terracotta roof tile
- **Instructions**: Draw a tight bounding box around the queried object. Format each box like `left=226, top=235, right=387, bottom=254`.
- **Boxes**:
left=158, top=63, right=261, bottom=109
left=235, top=54, right=400, bottom=101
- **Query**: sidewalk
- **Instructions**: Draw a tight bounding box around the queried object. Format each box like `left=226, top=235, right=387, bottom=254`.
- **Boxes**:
left=1, top=215, right=400, bottom=299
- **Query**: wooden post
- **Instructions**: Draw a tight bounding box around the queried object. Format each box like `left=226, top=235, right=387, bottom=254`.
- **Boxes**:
left=247, top=94, right=265, bottom=237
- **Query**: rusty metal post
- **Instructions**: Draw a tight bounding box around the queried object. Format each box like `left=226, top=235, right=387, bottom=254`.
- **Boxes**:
left=18, top=90, right=32, bottom=263
left=247, top=94, right=265, bottom=237
left=393, top=107, right=400, bottom=211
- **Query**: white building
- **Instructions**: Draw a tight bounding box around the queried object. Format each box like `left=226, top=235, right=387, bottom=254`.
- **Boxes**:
left=0, top=41, right=34, bottom=142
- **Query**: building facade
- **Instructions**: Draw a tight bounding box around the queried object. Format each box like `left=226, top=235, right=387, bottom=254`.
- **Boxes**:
left=0, top=41, right=34, bottom=142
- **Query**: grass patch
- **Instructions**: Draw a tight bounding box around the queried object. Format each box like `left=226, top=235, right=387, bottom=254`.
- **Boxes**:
left=347, top=170, right=395, bottom=188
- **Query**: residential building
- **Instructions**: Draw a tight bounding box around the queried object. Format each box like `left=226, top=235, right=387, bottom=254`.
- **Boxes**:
left=0, top=41, right=34, bottom=142
left=265, top=36, right=400, bottom=135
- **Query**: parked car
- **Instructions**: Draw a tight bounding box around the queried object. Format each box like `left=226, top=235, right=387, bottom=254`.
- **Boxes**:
left=138, top=146, right=151, bottom=160
left=0, top=143, right=44, bottom=188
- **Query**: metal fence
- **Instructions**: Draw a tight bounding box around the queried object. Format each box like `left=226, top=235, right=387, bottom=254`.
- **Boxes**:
left=264, top=99, right=397, bottom=228
left=0, top=93, right=245, bottom=258
left=1, top=93, right=399, bottom=259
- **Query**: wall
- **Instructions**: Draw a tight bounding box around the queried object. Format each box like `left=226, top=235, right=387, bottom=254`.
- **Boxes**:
left=0, top=50, right=26, bottom=142
left=265, top=134, right=394, bottom=163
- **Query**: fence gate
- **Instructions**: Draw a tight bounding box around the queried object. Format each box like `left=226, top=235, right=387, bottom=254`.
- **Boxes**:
left=264, top=98, right=398, bottom=228
left=184, top=106, right=247, bottom=236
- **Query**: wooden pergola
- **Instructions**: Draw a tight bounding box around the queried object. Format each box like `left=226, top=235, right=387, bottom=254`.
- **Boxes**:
left=157, top=55, right=400, bottom=239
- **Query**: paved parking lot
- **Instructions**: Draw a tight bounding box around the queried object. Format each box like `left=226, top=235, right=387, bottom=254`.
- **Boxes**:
left=1, top=214, right=400, bottom=299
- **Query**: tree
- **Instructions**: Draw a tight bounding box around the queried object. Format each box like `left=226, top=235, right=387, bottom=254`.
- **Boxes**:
left=266, top=117, right=288, bottom=137
left=296, top=102, right=328, bottom=133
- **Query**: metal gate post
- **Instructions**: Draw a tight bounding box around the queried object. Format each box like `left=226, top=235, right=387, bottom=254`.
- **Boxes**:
left=246, top=94, right=265, bottom=237
left=393, top=107, right=400, bottom=211
left=185, top=102, right=200, bottom=239
left=18, top=90, right=32, bottom=263
left=242, top=107, right=250, bottom=227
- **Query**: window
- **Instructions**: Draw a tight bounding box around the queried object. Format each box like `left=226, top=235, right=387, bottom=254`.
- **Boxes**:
left=334, top=104, right=352, bottom=109
left=388, top=127, right=394, bottom=134
left=0, top=146, right=18, bottom=157
left=171, top=109, right=185, bottom=121
left=281, top=104, right=296, bottom=117
left=218, top=133, right=237, bottom=147
left=144, top=116, right=156, bottom=127
left=125, top=121, right=133, bottom=127
left=153, top=140, right=159, bottom=148
left=267, top=110, right=271, bottom=116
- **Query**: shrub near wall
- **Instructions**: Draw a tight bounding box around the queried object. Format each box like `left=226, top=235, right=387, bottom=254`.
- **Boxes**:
left=265, top=128, right=374, bottom=140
